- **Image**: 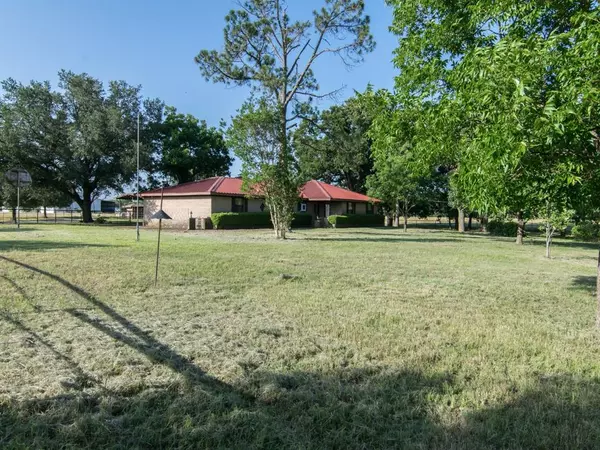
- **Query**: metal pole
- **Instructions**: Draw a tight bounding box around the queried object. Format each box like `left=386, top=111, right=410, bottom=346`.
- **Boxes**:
left=154, top=188, right=165, bottom=287
left=16, top=172, right=20, bottom=229
left=136, top=112, right=141, bottom=242
left=154, top=218, right=162, bottom=286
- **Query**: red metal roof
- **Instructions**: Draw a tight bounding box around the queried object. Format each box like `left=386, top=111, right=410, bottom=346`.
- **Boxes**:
left=299, top=180, right=378, bottom=202
left=141, top=177, right=379, bottom=202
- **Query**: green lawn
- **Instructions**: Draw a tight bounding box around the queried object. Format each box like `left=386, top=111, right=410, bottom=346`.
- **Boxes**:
left=0, top=225, right=599, bottom=449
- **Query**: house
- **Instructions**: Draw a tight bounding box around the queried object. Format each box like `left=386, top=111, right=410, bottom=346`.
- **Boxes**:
left=141, top=177, right=379, bottom=228
left=116, top=194, right=143, bottom=219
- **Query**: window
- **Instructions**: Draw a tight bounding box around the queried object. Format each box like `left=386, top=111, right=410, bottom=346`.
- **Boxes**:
left=298, top=202, right=307, bottom=212
left=347, top=202, right=355, bottom=214
left=366, top=202, right=374, bottom=215
left=232, top=197, right=247, bottom=212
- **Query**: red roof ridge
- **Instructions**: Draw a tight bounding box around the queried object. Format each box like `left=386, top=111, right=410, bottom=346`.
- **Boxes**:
left=208, top=176, right=226, bottom=194
left=314, top=180, right=332, bottom=200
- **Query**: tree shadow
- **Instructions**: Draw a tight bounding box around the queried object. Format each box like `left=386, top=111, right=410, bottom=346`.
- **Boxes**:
left=530, top=239, right=600, bottom=251
left=570, top=275, right=597, bottom=295
left=2, top=364, right=599, bottom=449
left=0, top=312, right=105, bottom=393
left=0, top=227, right=39, bottom=232
left=2, top=259, right=600, bottom=448
left=299, top=236, right=467, bottom=244
left=0, top=256, right=235, bottom=396
left=449, top=375, right=600, bottom=449
left=0, top=241, right=120, bottom=252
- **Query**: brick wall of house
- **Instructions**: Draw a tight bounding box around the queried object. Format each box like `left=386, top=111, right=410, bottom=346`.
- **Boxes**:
left=144, top=196, right=212, bottom=228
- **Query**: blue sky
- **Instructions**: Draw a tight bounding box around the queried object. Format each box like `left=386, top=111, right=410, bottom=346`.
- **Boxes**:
left=0, top=0, right=397, bottom=176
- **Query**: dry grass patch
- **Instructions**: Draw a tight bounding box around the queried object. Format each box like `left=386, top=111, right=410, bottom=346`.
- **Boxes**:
left=0, top=225, right=599, bottom=449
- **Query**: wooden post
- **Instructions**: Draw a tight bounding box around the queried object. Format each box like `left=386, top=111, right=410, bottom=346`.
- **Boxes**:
left=154, top=188, right=165, bottom=287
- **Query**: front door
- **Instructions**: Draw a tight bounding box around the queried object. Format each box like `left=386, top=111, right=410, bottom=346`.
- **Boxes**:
left=325, top=203, right=330, bottom=217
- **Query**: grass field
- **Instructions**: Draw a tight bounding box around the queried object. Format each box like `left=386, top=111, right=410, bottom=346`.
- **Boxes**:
left=1, top=225, right=599, bottom=449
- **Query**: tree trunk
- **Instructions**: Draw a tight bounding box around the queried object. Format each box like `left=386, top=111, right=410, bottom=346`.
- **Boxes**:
left=11, top=207, right=16, bottom=224
left=403, top=213, right=408, bottom=232
left=43, top=205, right=48, bottom=219
left=458, top=208, right=465, bottom=233
left=545, top=222, right=552, bottom=259
left=516, top=211, right=525, bottom=245
left=480, top=216, right=488, bottom=233
left=468, top=213, right=473, bottom=230
left=596, top=247, right=600, bottom=328
left=81, top=201, right=93, bottom=223
left=393, top=200, right=400, bottom=227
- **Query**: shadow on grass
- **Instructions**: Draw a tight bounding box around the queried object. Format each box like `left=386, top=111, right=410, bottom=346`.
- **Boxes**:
left=300, top=236, right=467, bottom=244
left=2, top=257, right=600, bottom=448
left=2, top=367, right=600, bottom=449
left=570, top=275, right=597, bottom=295
left=0, top=256, right=234, bottom=395
left=0, top=241, right=120, bottom=252
left=0, top=227, right=40, bottom=232
left=530, top=239, right=600, bottom=251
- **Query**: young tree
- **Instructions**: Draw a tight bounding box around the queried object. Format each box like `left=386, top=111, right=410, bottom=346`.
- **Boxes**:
left=227, top=99, right=301, bottom=237
left=196, top=0, right=374, bottom=238
left=0, top=71, right=163, bottom=222
left=154, top=107, right=231, bottom=184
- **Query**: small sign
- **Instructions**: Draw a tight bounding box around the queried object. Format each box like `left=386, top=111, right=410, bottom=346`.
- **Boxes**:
left=5, top=169, right=32, bottom=187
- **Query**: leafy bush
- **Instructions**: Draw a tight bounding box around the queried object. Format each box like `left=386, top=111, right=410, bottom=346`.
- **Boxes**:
left=571, top=222, right=599, bottom=241
left=327, top=214, right=385, bottom=228
left=95, top=216, right=107, bottom=224
left=211, top=212, right=312, bottom=229
left=488, top=220, right=519, bottom=237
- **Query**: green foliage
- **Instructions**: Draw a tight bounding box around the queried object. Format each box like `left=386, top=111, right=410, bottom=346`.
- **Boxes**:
left=226, top=99, right=301, bottom=238
left=327, top=214, right=384, bottom=228
left=488, top=221, right=519, bottom=237
left=571, top=223, right=600, bottom=242
left=295, top=91, right=377, bottom=193
left=154, top=107, right=231, bottom=184
left=387, top=0, right=598, bottom=234
left=211, top=212, right=272, bottom=229
left=211, top=212, right=312, bottom=229
left=0, top=70, right=163, bottom=222
left=95, top=216, right=107, bottom=224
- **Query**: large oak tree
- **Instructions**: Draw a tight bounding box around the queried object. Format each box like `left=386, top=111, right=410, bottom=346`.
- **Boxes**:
left=0, top=70, right=163, bottom=222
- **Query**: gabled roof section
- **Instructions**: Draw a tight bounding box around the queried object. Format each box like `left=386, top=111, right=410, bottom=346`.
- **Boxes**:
left=300, top=180, right=379, bottom=202
left=141, top=177, right=379, bottom=202
left=141, top=177, right=247, bottom=197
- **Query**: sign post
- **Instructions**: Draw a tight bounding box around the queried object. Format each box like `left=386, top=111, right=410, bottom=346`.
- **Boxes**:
left=151, top=188, right=172, bottom=286
left=4, top=169, right=32, bottom=229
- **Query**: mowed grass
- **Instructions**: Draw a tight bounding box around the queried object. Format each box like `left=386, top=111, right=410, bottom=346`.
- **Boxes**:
left=0, top=225, right=599, bottom=449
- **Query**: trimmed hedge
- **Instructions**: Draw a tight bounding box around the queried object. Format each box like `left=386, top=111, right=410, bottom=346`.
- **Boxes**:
left=571, top=222, right=599, bottom=241
left=211, top=212, right=312, bottom=229
left=488, top=220, right=519, bottom=237
left=328, top=214, right=385, bottom=228
left=292, top=213, right=312, bottom=228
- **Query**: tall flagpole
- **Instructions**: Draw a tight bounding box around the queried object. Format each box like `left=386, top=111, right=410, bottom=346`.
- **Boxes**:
left=136, top=112, right=141, bottom=242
